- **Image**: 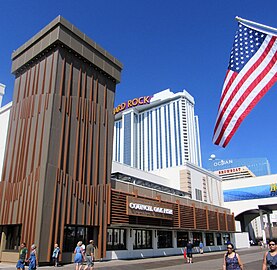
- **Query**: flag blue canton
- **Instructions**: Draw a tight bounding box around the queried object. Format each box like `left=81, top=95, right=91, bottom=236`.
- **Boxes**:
left=228, top=23, right=266, bottom=72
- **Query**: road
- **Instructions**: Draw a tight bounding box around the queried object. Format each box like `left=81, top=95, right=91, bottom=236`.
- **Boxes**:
left=0, top=246, right=265, bottom=269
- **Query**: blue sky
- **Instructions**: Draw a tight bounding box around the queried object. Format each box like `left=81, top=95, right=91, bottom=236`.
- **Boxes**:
left=1, top=0, right=277, bottom=173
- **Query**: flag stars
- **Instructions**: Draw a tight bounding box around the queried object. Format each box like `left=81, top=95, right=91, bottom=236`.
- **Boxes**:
left=228, top=23, right=266, bottom=72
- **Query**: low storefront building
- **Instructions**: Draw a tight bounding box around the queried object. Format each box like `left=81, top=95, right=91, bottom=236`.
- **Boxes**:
left=104, top=170, right=235, bottom=260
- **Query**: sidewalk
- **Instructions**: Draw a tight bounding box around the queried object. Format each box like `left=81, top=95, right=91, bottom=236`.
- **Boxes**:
left=0, top=246, right=263, bottom=269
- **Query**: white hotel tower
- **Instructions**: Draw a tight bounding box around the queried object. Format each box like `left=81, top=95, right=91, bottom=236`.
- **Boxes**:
left=113, top=89, right=202, bottom=171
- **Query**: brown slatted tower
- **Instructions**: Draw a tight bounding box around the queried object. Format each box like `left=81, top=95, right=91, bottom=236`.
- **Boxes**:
left=0, top=16, right=122, bottom=263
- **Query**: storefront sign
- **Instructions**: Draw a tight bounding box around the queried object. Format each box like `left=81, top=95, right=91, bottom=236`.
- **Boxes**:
left=126, top=196, right=173, bottom=220
left=113, top=96, right=152, bottom=115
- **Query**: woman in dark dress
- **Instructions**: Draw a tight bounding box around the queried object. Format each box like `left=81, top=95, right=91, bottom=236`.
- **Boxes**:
left=222, top=243, right=243, bottom=270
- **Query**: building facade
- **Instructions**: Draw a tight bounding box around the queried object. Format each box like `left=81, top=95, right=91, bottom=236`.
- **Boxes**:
left=206, top=157, right=271, bottom=177
left=113, top=89, right=202, bottom=171
left=213, top=166, right=255, bottom=181
left=107, top=162, right=235, bottom=259
left=0, top=16, right=122, bottom=263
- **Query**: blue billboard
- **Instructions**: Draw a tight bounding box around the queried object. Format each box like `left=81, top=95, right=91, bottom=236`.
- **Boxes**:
left=224, top=183, right=277, bottom=202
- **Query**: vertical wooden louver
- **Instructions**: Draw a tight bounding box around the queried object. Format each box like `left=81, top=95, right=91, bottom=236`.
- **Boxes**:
left=0, top=16, right=122, bottom=263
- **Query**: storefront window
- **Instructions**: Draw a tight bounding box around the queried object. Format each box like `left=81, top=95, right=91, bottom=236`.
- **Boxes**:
left=216, top=233, right=222, bottom=245
left=3, top=225, right=21, bottom=250
left=133, top=229, right=152, bottom=249
left=205, top=233, right=214, bottom=246
left=223, top=233, right=230, bottom=245
left=107, top=228, right=126, bottom=250
left=177, top=231, right=188, bottom=247
left=192, top=232, right=202, bottom=247
left=63, top=225, right=93, bottom=252
left=157, top=231, right=172, bottom=248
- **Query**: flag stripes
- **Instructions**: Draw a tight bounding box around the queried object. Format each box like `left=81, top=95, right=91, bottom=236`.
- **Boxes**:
left=213, top=29, right=277, bottom=147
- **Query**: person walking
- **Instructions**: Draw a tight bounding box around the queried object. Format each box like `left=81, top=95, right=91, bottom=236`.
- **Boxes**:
left=74, top=241, right=85, bottom=270
left=199, top=241, right=204, bottom=254
left=28, top=244, right=38, bottom=270
left=186, top=240, right=194, bottom=264
left=52, top=243, right=60, bottom=267
left=222, top=243, right=243, bottom=270
left=262, top=239, right=277, bottom=270
left=16, top=242, right=28, bottom=270
left=84, top=240, right=95, bottom=270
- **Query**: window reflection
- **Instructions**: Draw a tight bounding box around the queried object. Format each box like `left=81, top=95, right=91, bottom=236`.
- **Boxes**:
left=63, top=226, right=93, bottom=252
left=157, top=231, right=172, bottom=248
left=107, top=228, right=126, bottom=250
left=177, top=231, right=188, bottom=247
left=133, top=229, right=152, bottom=249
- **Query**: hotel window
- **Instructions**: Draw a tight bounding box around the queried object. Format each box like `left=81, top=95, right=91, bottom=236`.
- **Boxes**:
left=157, top=231, right=172, bottom=248
left=123, top=113, right=131, bottom=165
left=167, top=104, right=172, bottom=167
left=195, top=188, right=202, bottom=201
left=107, top=228, right=126, bottom=250
left=205, top=233, right=214, bottom=246
left=177, top=231, right=188, bottom=247
left=133, top=229, right=152, bottom=249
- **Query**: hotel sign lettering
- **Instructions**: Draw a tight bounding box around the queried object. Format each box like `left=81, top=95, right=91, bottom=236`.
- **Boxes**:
left=113, top=96, right=152, bottom=115
left=218, top=167, right=241, bottom=175
left=126, top=197, right=173, bottom=220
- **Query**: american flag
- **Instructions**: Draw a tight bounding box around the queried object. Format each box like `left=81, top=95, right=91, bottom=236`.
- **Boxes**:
left=213, top=21, right=277, bottom=147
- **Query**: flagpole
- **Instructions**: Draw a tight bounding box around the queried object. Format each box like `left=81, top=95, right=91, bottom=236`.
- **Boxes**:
left=235, top=16, right=277, bottom=33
